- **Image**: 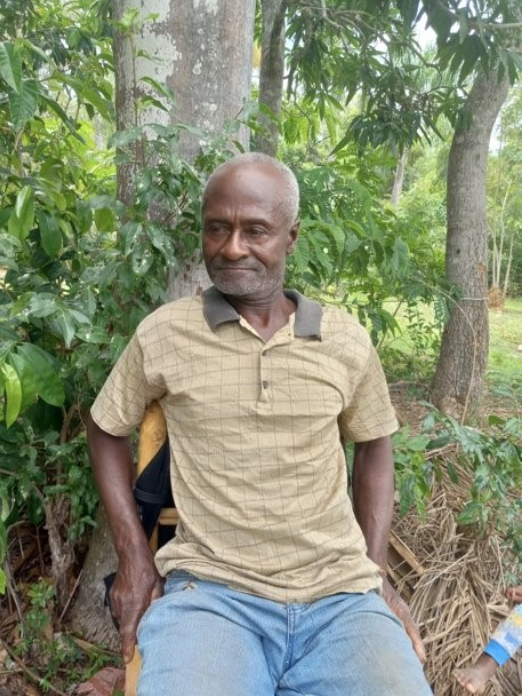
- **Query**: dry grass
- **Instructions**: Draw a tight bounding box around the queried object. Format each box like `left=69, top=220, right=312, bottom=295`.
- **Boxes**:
left=392, top=470, right=521, bottom=696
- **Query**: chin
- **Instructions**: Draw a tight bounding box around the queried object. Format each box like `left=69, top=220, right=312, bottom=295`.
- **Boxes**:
left=213, top=280, right=258, bottom=297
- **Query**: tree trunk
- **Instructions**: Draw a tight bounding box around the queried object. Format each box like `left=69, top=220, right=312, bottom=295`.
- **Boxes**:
left=431, top=70, right=509, bottom=419
left=253, top=0, right=287, bottom=156
left=68, top=506, right=119, bottom=649
left=70, top=0, right=255, bottom=644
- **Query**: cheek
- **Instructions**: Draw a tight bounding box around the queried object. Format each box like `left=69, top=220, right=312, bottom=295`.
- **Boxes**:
left=202, top=238, right=217, bottom=259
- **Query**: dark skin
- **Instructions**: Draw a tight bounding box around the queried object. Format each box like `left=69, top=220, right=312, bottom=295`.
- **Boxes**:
left=88, top=159, right=425, bottom=664
left=353, top=437, right=426, bottom=663
left=87, top=418, right=163, bottom=664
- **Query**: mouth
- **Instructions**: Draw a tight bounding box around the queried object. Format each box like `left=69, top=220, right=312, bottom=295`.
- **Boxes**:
left=214, top=267, right=256, bottom=271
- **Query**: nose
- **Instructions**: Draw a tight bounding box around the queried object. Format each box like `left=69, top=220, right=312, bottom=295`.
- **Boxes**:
left=221, top=230, right=249, bottom=260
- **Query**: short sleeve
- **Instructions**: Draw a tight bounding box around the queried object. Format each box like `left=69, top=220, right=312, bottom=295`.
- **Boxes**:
left=90, top=332, right=166, bottom=436
left=338, top=344, right=398, bottom=443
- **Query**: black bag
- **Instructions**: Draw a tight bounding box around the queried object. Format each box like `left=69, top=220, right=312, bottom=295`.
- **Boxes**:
left=134, top=437, right=175, bottom=544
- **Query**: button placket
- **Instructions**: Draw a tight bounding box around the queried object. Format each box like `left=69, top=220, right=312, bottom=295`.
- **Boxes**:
left=259, top=349, right=269, bottom=402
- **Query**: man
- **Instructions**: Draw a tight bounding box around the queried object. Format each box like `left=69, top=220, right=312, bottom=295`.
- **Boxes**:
left=88, top=153, right=433, bottom=696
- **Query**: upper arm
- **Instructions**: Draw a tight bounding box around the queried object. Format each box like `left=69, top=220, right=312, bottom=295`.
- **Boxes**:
left=91, top=332, right=166, bottom=437
left=339, top=344, right=398, bottom=443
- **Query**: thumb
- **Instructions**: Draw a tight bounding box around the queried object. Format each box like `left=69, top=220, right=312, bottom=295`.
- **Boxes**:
left=120, top=609, right=141, bottom=664
left=151, top=584, right=163, bottom=601
left=121, top=633, right=137, bottom=665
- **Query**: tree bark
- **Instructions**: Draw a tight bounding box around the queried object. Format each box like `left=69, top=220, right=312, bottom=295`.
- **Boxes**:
left=431, top=70, right=509, bottom=418
left=68, top=505, right=119, bottom=649
left=254, top=0, right=287, bottom=156
left=70, top=0, right=256, bottom=644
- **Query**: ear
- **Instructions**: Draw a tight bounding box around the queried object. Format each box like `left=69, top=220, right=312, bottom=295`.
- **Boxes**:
left=286, top=220, right=300, bottom=255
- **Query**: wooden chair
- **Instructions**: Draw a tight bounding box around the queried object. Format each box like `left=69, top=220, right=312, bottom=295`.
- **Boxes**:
left=125, top=401, right=178, bottom=696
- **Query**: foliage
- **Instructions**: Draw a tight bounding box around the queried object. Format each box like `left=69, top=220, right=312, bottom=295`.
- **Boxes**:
left=488, top=85, right=522, bottom=296
left=436, top=412, right=522, bottom=572
left=0, top=0, right=115, bottom=596
left=283, top=1, right=522, bottom=156
left=0, top=47, right=251, bottom=604
left=392, top=425, right=435, bottom=517
left=14, top=578, right=115, bottom=692
left=283, top=143, right=447, bottom=346
left=393, top=408, right=522, bottom=573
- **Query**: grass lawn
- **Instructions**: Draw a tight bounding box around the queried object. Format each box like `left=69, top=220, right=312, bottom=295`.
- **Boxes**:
left=488, top=297, right=522, bottom=372
left=378, top=297, right=522, bottom=397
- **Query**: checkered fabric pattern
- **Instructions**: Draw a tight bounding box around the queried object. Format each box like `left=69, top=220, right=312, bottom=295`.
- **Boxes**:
left=91, top=288, right=398, bottom=602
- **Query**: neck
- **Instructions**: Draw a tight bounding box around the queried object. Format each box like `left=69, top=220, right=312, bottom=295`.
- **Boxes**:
left=224, top=289, right=296, bottom=341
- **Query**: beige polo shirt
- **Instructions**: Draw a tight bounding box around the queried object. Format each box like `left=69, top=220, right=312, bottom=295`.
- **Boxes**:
left=91, top=287, right=398, bottom=602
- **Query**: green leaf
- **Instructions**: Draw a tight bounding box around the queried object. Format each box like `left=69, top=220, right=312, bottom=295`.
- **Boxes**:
left=9, top=78, right=38, bottom=131
left=38, top=211, right=62, bottom=258
left=58, top=75, right=114, bottom=121
left=108, top=127, right=143, bottom=149
left=457, top=10, right=469, bottom=44
left=8, top=352, right=38, bottom=410
left=28, top=293, right=58, bottom=318
left=15, top=185, right=34, bottom=231
left=94, top=207, right=115, bottom=232
left=0, top=492, right=11, bottom=523
left=40, top=95, right=85, bottom=143
left=7, top=195, right=33, bottom=240
left=0, top=568, right=6, bottom=594
left=16, top=344, right=64, bottom=407
left=397, top=0, right=419, bottom=29
left=53, top=308, right=76, bottom=348
left=0, top=362, right=22, bottom=427
left=15, top=186, right=30, bottom=218
left=140, top=76, right=176, bottom=104
left=0, top=42, right=21, bottom=93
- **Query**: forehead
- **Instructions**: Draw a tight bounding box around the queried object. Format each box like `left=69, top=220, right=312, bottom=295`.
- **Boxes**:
left=203, top=163, right=287, bottom=216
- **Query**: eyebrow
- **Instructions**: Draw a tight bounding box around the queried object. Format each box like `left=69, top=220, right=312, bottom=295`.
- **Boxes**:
left=203, top=217, right=272, bottom=227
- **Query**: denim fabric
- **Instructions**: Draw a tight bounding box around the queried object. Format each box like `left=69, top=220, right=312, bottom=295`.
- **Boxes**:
left=484, top=602, right=522, bottom=666
left=137, top=571, right=433, bottom=696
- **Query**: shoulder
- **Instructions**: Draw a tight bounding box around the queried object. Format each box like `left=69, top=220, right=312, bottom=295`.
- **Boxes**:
left=136, top=296, right=205, bottom=342
left=320, top=304, right=372, bottom=351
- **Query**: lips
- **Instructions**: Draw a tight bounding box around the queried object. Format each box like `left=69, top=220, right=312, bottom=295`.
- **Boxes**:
left=214, top=266, right=257, bottom=271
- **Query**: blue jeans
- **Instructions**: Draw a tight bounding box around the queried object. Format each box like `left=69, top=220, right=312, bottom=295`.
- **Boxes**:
left=137, top=571, right=432, bottom=696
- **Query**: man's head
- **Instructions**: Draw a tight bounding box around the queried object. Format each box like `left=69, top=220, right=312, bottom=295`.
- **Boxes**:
left=201, top=153, right=300, bottom=299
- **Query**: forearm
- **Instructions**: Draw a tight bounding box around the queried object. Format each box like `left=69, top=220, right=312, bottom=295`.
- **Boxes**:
left=87, top=413, right=153, bottom=563
left=352, top=435, right=394, bottom=568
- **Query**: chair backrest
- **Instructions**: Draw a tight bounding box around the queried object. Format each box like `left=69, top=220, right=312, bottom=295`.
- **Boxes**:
left=126, top=401, right=177, bottom=696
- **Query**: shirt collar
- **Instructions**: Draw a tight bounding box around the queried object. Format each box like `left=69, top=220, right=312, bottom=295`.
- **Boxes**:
left=202, top=286, right=322, bottom=339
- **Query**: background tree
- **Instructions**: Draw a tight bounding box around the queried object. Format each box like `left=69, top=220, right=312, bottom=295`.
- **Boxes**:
left=69, top=0, right=257, bottom=645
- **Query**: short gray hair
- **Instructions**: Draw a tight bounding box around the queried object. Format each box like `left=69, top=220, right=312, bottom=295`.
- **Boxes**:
left=202, top=152, right=300, bottom=225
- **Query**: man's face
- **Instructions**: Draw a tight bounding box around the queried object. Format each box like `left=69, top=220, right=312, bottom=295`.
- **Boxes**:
left=202, top=164, right=299, bottom=299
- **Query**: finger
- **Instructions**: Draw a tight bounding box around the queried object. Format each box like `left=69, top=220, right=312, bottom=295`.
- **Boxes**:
left=150, top=582, right=164, bottom=601
left=506, top=586, right=522, bottom=602
left=121, top=630, right=137, bottom=665
left=120, top=610, right=141, bottom=664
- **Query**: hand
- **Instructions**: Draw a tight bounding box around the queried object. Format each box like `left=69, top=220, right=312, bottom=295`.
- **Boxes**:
left=506, top=585, right=522, bottom=603
left=381, top=577, right=426, bottom=664
left=110, top=554, right=164, bottom=663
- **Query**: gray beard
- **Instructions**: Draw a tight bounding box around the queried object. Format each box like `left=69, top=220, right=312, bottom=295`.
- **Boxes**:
left=209, top=268, right=284, bottom=298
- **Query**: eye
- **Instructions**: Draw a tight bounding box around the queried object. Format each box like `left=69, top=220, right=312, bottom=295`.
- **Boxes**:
left=247, top=227, right=268, bottom=238
left=204, top=222, right=228, bottom=236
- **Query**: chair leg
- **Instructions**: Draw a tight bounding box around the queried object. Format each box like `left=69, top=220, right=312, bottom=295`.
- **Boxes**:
left=125, top=649, right=141, bottom=696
